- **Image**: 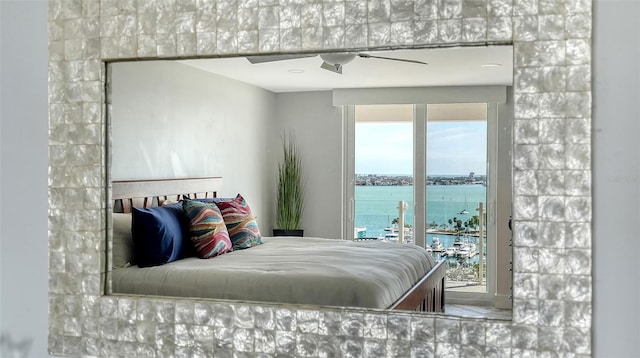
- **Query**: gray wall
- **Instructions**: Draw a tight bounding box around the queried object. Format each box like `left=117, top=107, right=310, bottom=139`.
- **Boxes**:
left=0, top=1, right=49, bottom=357
left=110, top=62, right=344, bottom=237
left=274, top=91, right=344, bottom=238
left=0, top=0, right=639, bottom=357
left=592, top=0, right=640, bottom=356
left=111, top=61, right=277, bottom=232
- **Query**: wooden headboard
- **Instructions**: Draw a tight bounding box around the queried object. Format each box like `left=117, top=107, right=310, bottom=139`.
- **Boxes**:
left=112, top=177, right=223, bottom=213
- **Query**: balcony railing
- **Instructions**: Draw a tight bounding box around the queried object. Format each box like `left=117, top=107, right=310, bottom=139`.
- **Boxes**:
left=354, top=197, right=487, bottom=291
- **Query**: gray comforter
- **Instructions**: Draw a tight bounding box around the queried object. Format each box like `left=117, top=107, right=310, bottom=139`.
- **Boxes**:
left=111, top=236, right=436, bottom=309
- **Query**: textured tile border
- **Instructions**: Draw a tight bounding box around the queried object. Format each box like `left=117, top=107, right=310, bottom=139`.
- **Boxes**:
left=48, top=0, right=592, bottom=356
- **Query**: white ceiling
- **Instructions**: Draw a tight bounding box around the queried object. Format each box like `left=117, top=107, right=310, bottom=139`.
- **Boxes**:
left=179, top=46, right=514, bottom=93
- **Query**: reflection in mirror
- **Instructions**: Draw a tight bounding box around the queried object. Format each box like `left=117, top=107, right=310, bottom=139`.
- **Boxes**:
left=108, top=47, right=513, bottom=318
left=351, top=102, right=513, bottom=313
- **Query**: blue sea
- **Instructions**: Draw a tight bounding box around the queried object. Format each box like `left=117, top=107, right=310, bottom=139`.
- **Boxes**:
left=355, top=184, right=486, bottom=262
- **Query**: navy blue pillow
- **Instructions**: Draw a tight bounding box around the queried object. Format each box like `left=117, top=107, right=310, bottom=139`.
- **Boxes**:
left=131, top=203, right=189, bottom=267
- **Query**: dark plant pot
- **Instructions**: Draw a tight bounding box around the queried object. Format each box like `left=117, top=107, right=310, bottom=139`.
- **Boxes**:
left=273, top=229, right=304, bottom=237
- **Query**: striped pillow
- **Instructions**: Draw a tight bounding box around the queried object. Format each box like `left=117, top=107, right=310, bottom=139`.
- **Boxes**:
left=215, top=194, right=263, bottom=250
left=182, top=200, right=233, bottom=259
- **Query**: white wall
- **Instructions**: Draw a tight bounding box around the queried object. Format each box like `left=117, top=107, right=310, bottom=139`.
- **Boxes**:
left=111, top=61, right=277, bottom=232
left=112, top=62, right=345, bottom=239
left=1, top=1, right=639, bottom=357
left=0, top=1, right=49, bottom=357
left=274, top=91, right=344, bottom=238
left=592, top=0, right=640, bottom=356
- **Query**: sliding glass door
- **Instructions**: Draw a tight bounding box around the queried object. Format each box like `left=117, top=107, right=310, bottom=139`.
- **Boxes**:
left=343, top=98, right=510, bottom=307
left=425, top=104, right=489, bottom=296
left=353, top=105, right=414, bottom=242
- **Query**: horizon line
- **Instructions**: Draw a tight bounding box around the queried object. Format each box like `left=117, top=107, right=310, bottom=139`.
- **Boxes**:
left=356, top=173, right=487, bottom=176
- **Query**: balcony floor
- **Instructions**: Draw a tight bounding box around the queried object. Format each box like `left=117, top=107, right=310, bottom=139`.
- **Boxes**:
left=445, top=304, right=512, bottom=320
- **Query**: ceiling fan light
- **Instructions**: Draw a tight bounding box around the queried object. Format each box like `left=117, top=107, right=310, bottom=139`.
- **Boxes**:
left=320, top=61, right=342, bottom=74
left=319, top=53, right=357, bottom=65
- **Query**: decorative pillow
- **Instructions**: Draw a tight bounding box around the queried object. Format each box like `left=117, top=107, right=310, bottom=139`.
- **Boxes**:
left=182, top=200, right=233, bottom=258
left=214, top=194, right=263, bottom=250
left=112, top=213, right=135, bottom=268
left=131, top=203, right=190, bottom=267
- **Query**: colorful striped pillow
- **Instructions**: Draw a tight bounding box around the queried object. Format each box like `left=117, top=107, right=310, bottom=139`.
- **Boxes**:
left=215, top=194, right=263, bottom=250
left=182, top=200, right=233, bottom=259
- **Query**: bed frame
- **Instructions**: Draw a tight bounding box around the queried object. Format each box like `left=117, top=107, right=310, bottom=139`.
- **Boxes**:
left=112, top=177, right=445, bottom=313
left=390, top=259, right=446, bottom=312
left=112, top=177, right=223, bottom=213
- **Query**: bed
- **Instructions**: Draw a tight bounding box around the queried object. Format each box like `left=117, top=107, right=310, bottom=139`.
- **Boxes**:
left=110, top=177, right=446, bottom=312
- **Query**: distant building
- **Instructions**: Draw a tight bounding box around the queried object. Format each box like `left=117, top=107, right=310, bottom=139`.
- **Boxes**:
left=469, top=172, right=475, bottom=178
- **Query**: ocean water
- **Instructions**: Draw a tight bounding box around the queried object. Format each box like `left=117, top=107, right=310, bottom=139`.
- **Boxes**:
left=355, top=184, right=486, bottom=245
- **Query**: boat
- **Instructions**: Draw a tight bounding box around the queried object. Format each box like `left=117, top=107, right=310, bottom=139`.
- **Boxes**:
left=459, top=196, right=469, bottom=215
left=383, top=226, right=414, bottom=243
left=384, top=224, right=398, bottom=232
left=445, top=246, right=458, bottom=257
left=444, top=238, right=465, bottom=257
left=384, top=231, right=399, bottom=241
left=456, top=243, right=476, bottom=258
left=430, top=237, right=445, bottom=252
left=354, top=227, right=367, bottom=239
left=452, top=238, right=465, bottom=250
left=469, top=243, right=478, bottom=257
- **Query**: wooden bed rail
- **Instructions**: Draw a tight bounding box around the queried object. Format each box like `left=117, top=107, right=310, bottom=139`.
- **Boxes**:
left=389, top=259, right=446, bottom=312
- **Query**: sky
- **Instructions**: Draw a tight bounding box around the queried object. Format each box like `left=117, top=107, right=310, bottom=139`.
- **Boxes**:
left=355, top=121, right=487, bottom=176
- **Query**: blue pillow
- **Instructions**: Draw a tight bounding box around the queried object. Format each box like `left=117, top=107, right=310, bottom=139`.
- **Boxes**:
left=131, top=203, right=189, bottom=267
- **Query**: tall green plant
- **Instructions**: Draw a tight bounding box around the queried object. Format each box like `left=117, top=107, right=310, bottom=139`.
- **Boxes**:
left=276, top=134, right=304, bottom=230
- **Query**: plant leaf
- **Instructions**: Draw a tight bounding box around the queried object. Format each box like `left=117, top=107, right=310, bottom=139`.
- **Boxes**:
left=276, top=133, right=304, bottom=230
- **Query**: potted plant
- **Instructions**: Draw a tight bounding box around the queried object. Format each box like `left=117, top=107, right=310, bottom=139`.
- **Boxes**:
left=273, top=133, right=304, bottom=237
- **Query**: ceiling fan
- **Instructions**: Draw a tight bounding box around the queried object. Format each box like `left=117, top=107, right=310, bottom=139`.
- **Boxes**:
left=246, top=52, right=428, bottom=74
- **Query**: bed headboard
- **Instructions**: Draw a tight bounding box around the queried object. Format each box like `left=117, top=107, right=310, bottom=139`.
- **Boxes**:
left=112, top=177, right=223, bottom=213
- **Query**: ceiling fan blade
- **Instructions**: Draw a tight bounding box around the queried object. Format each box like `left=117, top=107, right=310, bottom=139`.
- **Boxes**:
left=358, top=53, right=428, bottom=65
left=246, top=54, right=317, bottom=64
left=320, top=61, right=343, bottom=74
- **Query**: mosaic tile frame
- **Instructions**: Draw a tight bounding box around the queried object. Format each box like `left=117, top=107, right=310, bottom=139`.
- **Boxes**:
left=48, top=0, right=592, bottom=356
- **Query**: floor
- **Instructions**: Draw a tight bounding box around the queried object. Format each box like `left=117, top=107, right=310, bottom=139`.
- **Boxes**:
left=444, top=304, right=512, bottom=320
left=446, top=281, right=487, bottom=294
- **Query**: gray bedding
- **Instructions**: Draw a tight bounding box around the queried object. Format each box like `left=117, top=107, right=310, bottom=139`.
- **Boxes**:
left=111, top=236, right=436, bottom=309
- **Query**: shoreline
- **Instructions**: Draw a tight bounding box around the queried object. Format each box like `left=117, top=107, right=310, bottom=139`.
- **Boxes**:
left=426, top=229, right=481, bottom=238
left=356, top=174, right=487, bottom=187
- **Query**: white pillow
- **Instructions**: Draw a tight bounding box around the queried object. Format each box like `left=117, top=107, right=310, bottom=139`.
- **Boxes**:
left=112, top=213, right=134, bottom=268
